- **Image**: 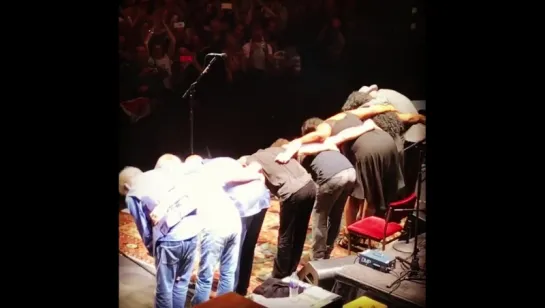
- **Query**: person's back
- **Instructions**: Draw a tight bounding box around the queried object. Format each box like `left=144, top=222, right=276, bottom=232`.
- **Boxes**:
left=366, top=88, right=425, bottom=144
left=330, top=113, right=402, bottom=214
left=204, top=157, right=270, bottom=217
left=301, top=149, right=356, bottom=260
left=196, top=180, right=241, bottom=236
left=125, top=168, right=201, bottom=248
left=188, top=160, right=243, bottom=306
left=330, top=113, right=396, bottom=162
left=362, top=88, right=425, bottom=194
left=328, top=112, right=361, bottom=157
left=122, top=167, right=200, bottom=308
left=247, top=143, right=317, bottom=279
left=201, top=156, right=271, bottom=295
left=301, top=150, right=353, bottom=186
left=248, top=147, right=312, bottom=201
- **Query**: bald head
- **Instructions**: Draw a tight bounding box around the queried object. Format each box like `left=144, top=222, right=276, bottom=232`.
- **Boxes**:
left=185, top=154, right=203, bottom=165
left=155, top=153, right=183, bottom=170
left=182, top=154, right=203, bottom=173
left=119, top=166, right=143, bottom=196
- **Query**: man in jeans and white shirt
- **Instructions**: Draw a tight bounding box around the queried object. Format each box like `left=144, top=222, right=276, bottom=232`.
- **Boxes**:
left=199, top=157, right=271, bottom=296
left=179, top=156, right=264, bottom=305
left=119, top=166, right=201, bottom=308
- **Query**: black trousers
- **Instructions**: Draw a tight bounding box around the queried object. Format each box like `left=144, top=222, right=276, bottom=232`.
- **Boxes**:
left=235, top=208, right=268, bottom=295
left=272, top=181, right=317, bottom=278
left=401, top=141, right=422, bottom=197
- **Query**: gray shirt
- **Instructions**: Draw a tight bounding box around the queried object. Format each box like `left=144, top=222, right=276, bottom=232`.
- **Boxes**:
left=301, top=150, right=354, bottom=185
left=365, top=89, right=426, bottom=143
left=248, top=147, right=313, bottom=201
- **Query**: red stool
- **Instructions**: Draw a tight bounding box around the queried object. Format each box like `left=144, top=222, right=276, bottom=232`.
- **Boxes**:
left=346, top=193, right=417, bottom=253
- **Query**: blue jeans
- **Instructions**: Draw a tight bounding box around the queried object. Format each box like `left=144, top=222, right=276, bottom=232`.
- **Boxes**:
left=191, top=229, right=241, bottom=305
left=154, top=236, right=198, bottom=308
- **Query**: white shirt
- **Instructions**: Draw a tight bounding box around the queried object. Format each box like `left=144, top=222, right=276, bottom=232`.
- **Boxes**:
left=191, top=166, right=241, bottom=236
left=242, top=41, right=273, bottom=71
left=149, top=55, right=173, bottom=89
left=365, top=89, right=426, bottom=143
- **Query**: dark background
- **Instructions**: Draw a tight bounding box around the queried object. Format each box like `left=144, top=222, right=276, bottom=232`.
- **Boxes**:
left=119, top=0, right=426, bottom=171
left=9, top=0, right=523, bottom=306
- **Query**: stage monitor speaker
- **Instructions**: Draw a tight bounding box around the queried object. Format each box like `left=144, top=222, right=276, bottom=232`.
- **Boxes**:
left=297, top=256, right=357, bottom=291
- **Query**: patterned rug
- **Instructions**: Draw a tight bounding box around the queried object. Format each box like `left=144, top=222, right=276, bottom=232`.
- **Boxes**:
left=119, top=200, right=400, bottom=295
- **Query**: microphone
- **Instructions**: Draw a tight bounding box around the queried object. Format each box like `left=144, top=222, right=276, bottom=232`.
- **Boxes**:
left=206, top=53, right=227, bottom=58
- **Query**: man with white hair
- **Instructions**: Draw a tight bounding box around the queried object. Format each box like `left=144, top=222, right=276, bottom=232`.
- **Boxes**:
left=155, top=154, right=185, bottom=180
left=155, top=153, right=183, bottom=170
left=191, top=156, right=271, bottom=296
left=171, top=155, right=266, bottom=305
left=119, top=166, right=201, bottom=308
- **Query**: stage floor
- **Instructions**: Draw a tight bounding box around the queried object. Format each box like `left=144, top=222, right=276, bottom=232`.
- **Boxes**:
left=119, top=254, right=155, bottom=308
left=119, top=197, right=414, bottom=304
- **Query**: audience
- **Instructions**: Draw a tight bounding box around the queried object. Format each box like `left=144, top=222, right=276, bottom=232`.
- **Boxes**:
left=119, top=0, right=355, bottom=122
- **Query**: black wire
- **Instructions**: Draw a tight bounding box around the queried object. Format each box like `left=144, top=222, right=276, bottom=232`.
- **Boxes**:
left=388, top=270, right=426, bottom=294
left=392, top=239, right=426, bottom=254
left=403, top=140, right=426, bottom=152
left=351, top=255, right=425, bottom=296
left=392, top=243, right=412, bottom=254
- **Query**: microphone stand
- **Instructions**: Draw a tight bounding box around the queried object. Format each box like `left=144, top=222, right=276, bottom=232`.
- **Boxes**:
left=387, top=139, right=426, bottom=288
left=182, top=56, right=219, bottom=154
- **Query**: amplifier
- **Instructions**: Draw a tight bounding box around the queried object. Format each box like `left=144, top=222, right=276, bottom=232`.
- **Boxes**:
left=357, top=249, right=396, bottom=273
left=298, top=256, right=357, bottom=290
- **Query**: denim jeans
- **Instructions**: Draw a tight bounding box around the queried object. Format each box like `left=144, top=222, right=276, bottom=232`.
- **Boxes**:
left=311, top=168, right=356, bottom=260
left=191, top=229, right=241, bottom=305
left=154, top=236, right=198, bottom=308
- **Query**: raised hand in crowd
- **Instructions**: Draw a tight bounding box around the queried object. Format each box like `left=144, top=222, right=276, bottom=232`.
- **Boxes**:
left=162, top=16, right=176, bottom=60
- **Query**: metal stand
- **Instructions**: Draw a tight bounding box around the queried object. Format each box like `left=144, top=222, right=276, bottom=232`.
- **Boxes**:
left=182, top=56, right=219, bottom=154
left=387, top=140, right=426, bottom=288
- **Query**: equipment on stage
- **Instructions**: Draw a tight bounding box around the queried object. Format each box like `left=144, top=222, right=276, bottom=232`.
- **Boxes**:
left=398, top=212, right=426, bottom=243
left=182, top=55, right=224, bottom=154
left=344, top=296, right=388, bottom=308
left=297, top=256, right=357, bottom=291
left=357, top=249, right=396, bottom=273
left=387, top=139, right=426, bottom=288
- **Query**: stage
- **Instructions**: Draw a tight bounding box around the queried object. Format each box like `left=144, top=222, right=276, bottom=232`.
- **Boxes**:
left=119, top=254, right=155, bottom=308
left=119, top=199, right=408, bottom=303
